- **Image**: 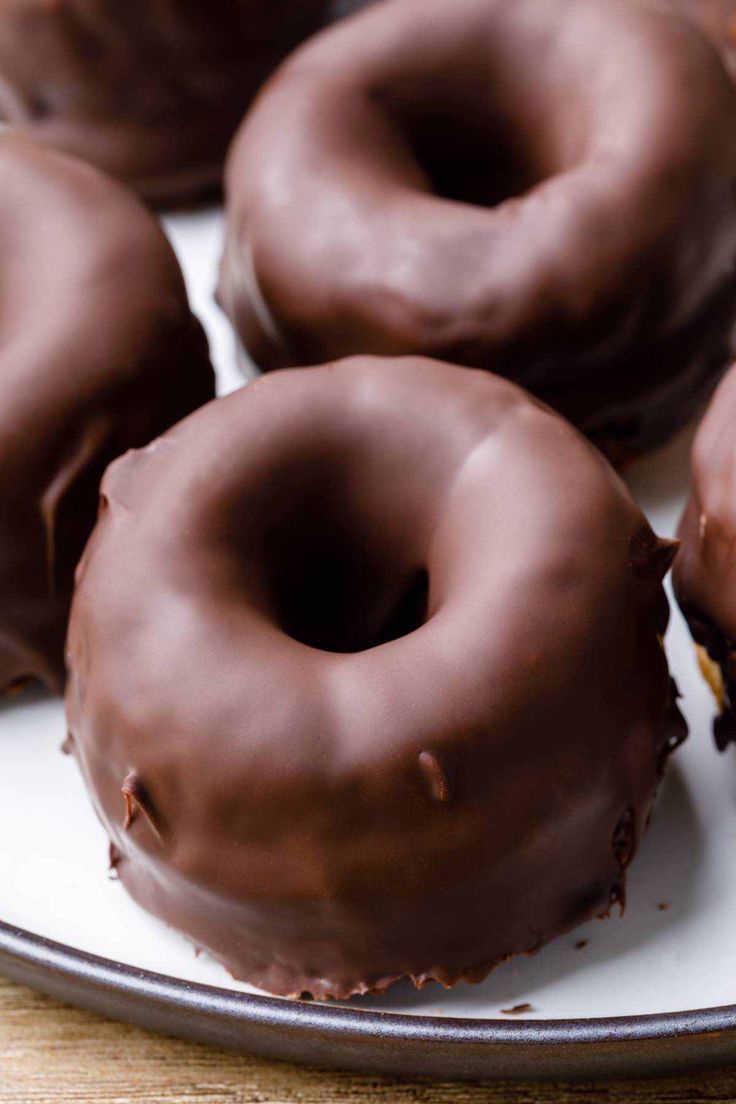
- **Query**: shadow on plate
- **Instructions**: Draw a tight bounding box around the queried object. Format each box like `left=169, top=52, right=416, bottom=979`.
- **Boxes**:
left=624, top=421, right=695, bottom=522
left=0, top=681, right=52, bottom=715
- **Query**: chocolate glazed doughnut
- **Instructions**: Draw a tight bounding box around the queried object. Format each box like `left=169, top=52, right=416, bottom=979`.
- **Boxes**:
left=675, top=365, right=736, bottom=749
left=66, top=356, right=685, bottom=1000
left=0, top=1, right=331, bottom=205
left=0, top=134, right=214, bottom=694
left=218, top=0, right=736, bottom=462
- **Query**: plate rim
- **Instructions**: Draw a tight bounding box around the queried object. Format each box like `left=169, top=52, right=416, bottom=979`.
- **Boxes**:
left=3, top=918, right=736, bottom=1080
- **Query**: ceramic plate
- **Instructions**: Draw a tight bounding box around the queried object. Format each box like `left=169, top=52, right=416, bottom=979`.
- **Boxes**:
left=1, top=210, right=735, bottom=1081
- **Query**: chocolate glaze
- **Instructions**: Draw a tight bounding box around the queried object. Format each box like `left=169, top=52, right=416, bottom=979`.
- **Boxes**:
left=0, top=133, right=214, bottom=694
left=0, top=1, right=331, bottom=205
left=671, top=0, right=736, bottom=79
left=219, top=0, right=736, bottom=462
left=66, top=356, right=685, bottom=1000
left=675, top=364, right=736, bottom=749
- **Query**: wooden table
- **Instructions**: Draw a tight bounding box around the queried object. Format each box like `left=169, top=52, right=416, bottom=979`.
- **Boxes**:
left=2, top=976, right=736, bottom=1103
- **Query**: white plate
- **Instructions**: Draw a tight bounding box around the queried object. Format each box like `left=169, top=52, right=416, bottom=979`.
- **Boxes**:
left=0, top=208, right=730, bottom=1028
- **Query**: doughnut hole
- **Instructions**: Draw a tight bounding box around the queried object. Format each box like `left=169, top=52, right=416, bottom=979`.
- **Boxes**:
left=399, top=108, right=540, bottom=209
left=227, top=442, right=438, bottom=654
left=382, top=88, right=550, bottom=210
left=264, top=489, right=429, bottom=652
left=268, top=512, right=430, bottom=655
left=335, top=9, right=593, bottom=213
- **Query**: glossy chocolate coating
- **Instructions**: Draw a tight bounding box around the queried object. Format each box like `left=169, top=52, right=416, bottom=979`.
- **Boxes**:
left=0, top=1, right=331, bottom=205
left=675, top=364, right=736, bottom=749
left=219, top=0, right=736, bottom=462
left=0, top=134, right=214, bottom=693
left=672, top=0, right=736, bottom=79
left=66, top=356, right=685, bottom=1000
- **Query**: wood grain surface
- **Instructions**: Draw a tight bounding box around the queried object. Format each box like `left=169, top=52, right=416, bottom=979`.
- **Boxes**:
left=1, top=977, right=736, bottom=1103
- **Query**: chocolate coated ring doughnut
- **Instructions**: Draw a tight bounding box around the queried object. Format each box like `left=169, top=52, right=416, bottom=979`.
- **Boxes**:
left=0, top=134, right=214, bottom=693
left=0, top=1, right=331, bottom=205
left=219, top=0, right=736, bottom=461
left=66, top=356, right=685, bottom=1000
